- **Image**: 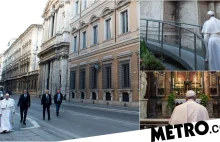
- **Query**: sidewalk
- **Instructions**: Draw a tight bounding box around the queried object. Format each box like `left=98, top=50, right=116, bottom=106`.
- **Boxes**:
left=0, top=112, right=67, bottom=141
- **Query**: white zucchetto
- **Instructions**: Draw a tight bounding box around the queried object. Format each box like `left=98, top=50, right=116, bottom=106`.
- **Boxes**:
left=186, top=90, right=196, bottom=97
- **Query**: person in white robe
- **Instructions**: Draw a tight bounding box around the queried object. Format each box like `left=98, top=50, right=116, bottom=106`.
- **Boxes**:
left=0, top=94, right=3, bottom=132
left=169, top=90, right=209, bottom=125
left=202, top=11, right=220, bottom=71
left=0, top=93, right=16, bottom=133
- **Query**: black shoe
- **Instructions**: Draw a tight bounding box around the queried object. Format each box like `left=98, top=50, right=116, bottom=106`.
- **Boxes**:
left=48, top=118, right=51, bottom=120
left=20, top=120, right=23, bottom=123
left=23, top=121, right=26, bottom=125
left=43, top=118, right=45, bottom=120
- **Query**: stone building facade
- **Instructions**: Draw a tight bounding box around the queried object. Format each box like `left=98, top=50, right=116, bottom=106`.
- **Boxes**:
left=141, top=1, right=220, bottom=25
left=0, top=54, right=3, bottom=81
left=67, top=0, right=140, bottom=107
left=143, top=71, right=220, bottom=119
left=1, top=24, right=43, bottom=96
left=38, top=0, right=71, bottom=96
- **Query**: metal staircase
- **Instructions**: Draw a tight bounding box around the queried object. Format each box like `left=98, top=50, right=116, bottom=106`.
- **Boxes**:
left=140, top=18, right=208, bottom=70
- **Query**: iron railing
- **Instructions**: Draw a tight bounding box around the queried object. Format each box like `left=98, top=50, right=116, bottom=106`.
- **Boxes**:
left=140, top=18, right=208, bottom=70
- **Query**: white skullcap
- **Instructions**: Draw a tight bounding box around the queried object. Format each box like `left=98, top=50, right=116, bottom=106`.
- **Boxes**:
left=5, top=93, right=9, bottom=96
left=186, top=90, right=196, bottom=97
left=207, top=11, right=215, bottom=16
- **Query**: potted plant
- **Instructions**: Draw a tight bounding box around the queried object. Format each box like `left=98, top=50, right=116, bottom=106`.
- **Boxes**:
left=199, top=94, right=209, bottom=107
left=167, top=93, right=176, bottom=114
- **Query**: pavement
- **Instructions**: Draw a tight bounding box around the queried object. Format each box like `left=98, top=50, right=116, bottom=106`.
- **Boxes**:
left=0, top=95, right=139, bottom=141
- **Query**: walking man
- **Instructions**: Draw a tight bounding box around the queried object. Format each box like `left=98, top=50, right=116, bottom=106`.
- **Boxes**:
left=54, top=89, right=63, bottom=116
left=202, top=10, right=220, bottom=70
left=41, top=90, right=52, bottom=120
left=17, top=90, right=31, bottom=125
left=169, top=90, right=209, bottom=125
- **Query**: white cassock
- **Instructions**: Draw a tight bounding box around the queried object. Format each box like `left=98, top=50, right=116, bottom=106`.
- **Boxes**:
left=202, top=17, right=220, bottom=70
left=169, top=99, right=209, bottom=125
left=0, top=98, right=15, bottom=132
left=0, top=100, right=2, bottom=132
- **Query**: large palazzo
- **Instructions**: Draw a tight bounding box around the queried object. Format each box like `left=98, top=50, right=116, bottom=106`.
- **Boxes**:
left=67, top=0, right=140, bottom=107
left=140, top=71, right=220, bottom=120
left=1, top=25, right=43, bottom=96
left=38, top=0, right=71, bottom=96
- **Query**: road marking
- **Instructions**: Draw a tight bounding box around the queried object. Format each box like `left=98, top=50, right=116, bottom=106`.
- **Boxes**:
left=20, top=127, right=36, bottom=130
left=15, top=112, right=40, bottom=130
left=27, top=115, right=81, bottom=139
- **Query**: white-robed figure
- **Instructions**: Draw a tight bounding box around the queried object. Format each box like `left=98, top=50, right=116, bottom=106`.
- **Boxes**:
left=202, top=11, right=220, bottom=70
left=0, top=93, right=15, bottom=133
left=169, top=90, right=209, bottom=125
left=0, top=94, right=3, bottom=132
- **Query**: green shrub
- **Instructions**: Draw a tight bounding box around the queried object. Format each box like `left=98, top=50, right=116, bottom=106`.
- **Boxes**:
left=199, top=94, right=208, bottom=107
left=167, top=93, right=176, bottom=113
left=140, top=40, right=165, bottom=70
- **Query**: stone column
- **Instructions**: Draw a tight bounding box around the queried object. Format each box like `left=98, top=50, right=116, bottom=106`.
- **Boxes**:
left=140, top=99, right=148, bottom=119
left=165, top=72, right=171, bottom=96
left=52, top=59, right=60, bottom=95
left=49, top=61, right=53, bottom=93
left=41, top=64, right=46, bottom=94
left=60, top=57, right=68, bottom=96
left=56, top=8, right=61, bottom=33
left=204, top=72, right=210, bottom=96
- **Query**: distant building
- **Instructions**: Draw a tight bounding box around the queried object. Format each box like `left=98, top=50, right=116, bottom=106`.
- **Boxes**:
left=0, top=54, right=3, bottom=81
left=1, top=24, right=43, bottom=95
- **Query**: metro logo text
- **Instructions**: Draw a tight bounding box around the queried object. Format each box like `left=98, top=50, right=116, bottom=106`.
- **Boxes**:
left=151, top=121, right=212, bottom=141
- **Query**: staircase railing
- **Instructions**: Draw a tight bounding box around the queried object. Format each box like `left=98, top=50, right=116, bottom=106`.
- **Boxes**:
left=140, top=18, right=208, bottom=70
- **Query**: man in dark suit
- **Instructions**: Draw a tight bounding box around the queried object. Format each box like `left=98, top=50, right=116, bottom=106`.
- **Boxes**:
left=17, top=89, right=31, bottom=125
left=54, top=89, right=63, bottom=116
left=41, top=90, right=52, bottom=120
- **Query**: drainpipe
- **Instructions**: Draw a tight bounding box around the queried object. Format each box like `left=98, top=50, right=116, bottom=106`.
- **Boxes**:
left=114, top=0, right=116, bottom=42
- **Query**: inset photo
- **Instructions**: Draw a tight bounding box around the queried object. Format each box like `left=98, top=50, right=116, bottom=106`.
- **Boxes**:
left=140, top=1, right=220, bottom=71
left=140, top=71, right=220, bottom=129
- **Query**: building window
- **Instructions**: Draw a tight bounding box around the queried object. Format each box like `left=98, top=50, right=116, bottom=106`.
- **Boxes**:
left=105, top=18, right=111, bottom=40
left=75, top=1, right=79, bottom=16
left=103, top=64, right=112, bottom=89
left=90, top=67, right=98, bottom=89
left=70, top=70, right=76, bottom=90
left=119, top=61, right=130, bottom=88
left=73, top=36, right=77, bottom=52
left=121, top=10, right=128, bottom=34
left=122, top=92, right=129, bottom=102
left=93, top=25, right=98, bottom=45
left=84, top=0, right=87, bottom=9
left=79, top=69, right=86, bottom=89
left=105, top=92, right=111, bottom=101
left=92, top=92, right=96, bottom=100
left=82, top=31, right=86, bottom=49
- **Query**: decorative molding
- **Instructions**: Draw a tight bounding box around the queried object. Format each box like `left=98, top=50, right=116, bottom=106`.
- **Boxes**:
left=79, top=61, right=87, bottom=67
left=116, top=0, right=131, bottom=9
left=89, top=58, right=99, bottom=64
left=102, top=55, right=114, bottom=62
left=89, top=15, right=100, bottom=24
left=71, top=27, right=79, bottom=34
left=79, top=21, right=89, bottom=29
left=117, top=50, right=133, bottom=58
left=101, top=7, right=114, bottom=17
